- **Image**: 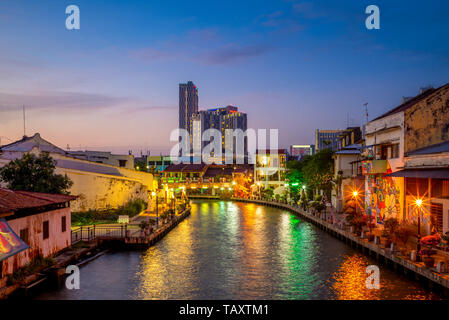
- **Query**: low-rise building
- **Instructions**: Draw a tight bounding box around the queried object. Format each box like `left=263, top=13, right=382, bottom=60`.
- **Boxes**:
left=0, top=189, right=76, bottom=289
left=254, top=149, right=287, bottom=189
left=0, top=133, right=154, bottom=212
left=289, top=144, right=315, bottom=160
left=386, top=84, right=449, bottom=234
left=332, top=144, right=363, bottom=212
left=362, top=86, right=437, bottom=226
left=67, top=150, right=134, bottom=169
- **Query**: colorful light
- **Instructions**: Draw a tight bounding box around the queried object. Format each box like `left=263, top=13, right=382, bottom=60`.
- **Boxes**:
left=416, top=199, right=423, bottom=207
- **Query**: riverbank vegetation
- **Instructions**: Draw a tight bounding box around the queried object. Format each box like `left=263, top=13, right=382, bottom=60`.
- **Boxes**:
left=286, top=148, right=334, bottom=200
left=7, top=255, right=55, bottom=285
left=71, top=199, right=148, bottom=226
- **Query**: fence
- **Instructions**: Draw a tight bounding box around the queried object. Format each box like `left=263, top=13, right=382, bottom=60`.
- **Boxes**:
left=71, top=225, right=129, bottom=244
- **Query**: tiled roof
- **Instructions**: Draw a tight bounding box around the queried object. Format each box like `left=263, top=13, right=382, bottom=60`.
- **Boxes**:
left=406, top=140, right=449, bottom=156
left=0, top=133, right=66, bottom=154
left=164, top=163, right=209, bottom=173
left=0, top=188, right=76, bottom=214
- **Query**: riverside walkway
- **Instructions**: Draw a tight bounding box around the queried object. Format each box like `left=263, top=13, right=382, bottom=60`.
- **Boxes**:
left=70, top=208, right=191, bottom=247
left=227, top=197, right=449, bottom=294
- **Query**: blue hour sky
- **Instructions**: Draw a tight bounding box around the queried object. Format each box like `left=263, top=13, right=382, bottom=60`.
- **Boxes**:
left=1, top=0, right=448, bottom=154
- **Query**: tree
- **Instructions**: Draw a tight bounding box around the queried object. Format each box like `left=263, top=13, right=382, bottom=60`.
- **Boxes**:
left=134, top=160, right=148, bottom=172
left=0, top=152, right=73, bottom=194
left=302, top=149, right=334, bottom=197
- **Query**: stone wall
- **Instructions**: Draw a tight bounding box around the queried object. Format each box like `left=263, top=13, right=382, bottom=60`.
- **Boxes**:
left=405, top=84, right=449, bottom=153
left=56, top=168, right=149, bottom=212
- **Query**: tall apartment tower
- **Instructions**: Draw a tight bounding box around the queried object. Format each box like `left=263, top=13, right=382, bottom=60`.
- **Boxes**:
left=179, top=81, right=199, bottom=132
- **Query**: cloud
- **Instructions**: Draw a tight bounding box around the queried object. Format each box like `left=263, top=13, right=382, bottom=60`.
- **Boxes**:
left=123, top=105, right=177, bottom=114
left=130, top=26, right=272, bottom=65
left=198, top=44, right=272, bottom=65
left=256, top=10, right=305, bottom=34
left=129, top=47, right=179, bottom=62
left=0, top=91, right=129, bottom=112
left=293, top=1, right=328, bottom=19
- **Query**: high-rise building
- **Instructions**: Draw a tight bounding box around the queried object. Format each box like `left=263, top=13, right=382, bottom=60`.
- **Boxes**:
left=190, top=105, right=248, bottom=161
left=315, top=129, right=343, bottom=151
left=179, top=81, right=199, bottom=132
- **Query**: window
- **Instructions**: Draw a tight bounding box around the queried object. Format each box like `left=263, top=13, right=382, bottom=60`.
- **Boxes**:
left=431, top=203, right=443, bottom=233
left=118, top=160, right=127, bottom=167
left=432, top=180, right=449, bottom=199
left=391, top=144, right=400, bottom=159
left=406, top=178, right=428, bottom=196
left=43, top=221, right=49, bottom=240
left=62, top=216, right=67, bottom=233
left=20, top=228, right=29, bottom=245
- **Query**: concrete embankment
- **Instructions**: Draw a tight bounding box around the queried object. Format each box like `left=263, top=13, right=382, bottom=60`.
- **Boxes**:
left=232, top=197, right=449, bottom=296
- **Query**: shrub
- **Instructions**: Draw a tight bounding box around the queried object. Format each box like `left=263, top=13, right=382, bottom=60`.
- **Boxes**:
left=7, top=255, right=54, bottom=285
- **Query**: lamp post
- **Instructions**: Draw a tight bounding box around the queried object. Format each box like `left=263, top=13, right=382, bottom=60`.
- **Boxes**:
left=352, top=190, right=358, bottom=214
left=257, top=182, right=261, bottom=199
left=416, top=198, right=423, bottom=261
left=152, top=191, right=159, bottom=229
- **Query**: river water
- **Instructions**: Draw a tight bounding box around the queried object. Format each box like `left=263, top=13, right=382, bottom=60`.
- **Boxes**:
left=37, top=200, right=439, bottom=300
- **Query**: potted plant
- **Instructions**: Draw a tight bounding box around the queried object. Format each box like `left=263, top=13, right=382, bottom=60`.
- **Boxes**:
left=381, top=217, right=399, bottom=249
left=394, top=224, right=414, bottom=255
left=441, top=232, right=449, bottom=251
left=420, top=234, right=441, bottom=268
left=344, top=204, right=367, bottom=236
left=364, top=215, right=376, bottom=242
left=419, top=248, right=437, bottom=268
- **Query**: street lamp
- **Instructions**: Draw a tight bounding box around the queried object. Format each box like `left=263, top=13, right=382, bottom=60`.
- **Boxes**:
left=257, top=182, right=261, bottom=199
left=152, top=191, right=159, bottom=229
left=352, top=190, right=358, bottom=214
left=416, top=198, right=423, bottom=261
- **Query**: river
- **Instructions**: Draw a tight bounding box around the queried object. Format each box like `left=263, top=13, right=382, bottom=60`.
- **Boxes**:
left=36, top=200, right=439, bottom=300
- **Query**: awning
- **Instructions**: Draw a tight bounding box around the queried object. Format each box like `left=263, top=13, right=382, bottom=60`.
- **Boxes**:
left=0, top=218, right=29, bottom=261
left=386, top=168, right=449, bottom=179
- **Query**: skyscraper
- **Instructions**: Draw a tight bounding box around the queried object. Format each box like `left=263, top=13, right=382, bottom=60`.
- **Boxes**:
left=179, top=81, right=199, bottom=132
left=190, top=105, right=248, bottom=162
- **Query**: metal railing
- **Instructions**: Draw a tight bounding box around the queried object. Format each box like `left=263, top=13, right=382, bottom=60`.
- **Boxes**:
left=71, top=225, right=128, bottom=244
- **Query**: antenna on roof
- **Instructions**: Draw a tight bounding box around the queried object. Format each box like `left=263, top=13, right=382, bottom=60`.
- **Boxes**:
left=22, top=105, right=26, bottom=138
left=363, top=103, right=369, bottom=124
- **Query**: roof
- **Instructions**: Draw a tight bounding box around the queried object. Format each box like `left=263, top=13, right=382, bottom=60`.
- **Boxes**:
left=386, top=168, right=449, bottom=179
left=0, top=188, right=76, bottom=214
left=203, top=166, right=234, bottom=178
left=0, top=133, right=66, bottom=154
left=56, top=159, right=123, bottom=177
left=406, top=140, right=449, bottom=156
left=372, top=88, right=437, bottom=121
left=163, top=163, right=208, bottom=173
left=334, top=149, right=360, bottom=155
left=256, top=149, right=287, bottom=155
left=335, top=144, right=362, bottom=155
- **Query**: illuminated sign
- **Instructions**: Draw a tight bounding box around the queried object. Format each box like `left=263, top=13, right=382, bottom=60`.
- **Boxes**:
left=0, top=219, right=29, bottom=262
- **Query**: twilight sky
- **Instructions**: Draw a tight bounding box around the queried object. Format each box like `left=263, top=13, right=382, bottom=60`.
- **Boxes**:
left=1, top=0, right=448, bottom=155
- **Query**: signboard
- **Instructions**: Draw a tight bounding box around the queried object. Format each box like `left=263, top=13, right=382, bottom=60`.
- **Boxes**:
left=0, top=219, right=29, bottom=262
left=362, top=160, right=388, bottom=175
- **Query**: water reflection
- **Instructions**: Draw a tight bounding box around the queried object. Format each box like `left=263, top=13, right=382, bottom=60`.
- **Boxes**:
left=36, top=200, right=439, bottom=300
